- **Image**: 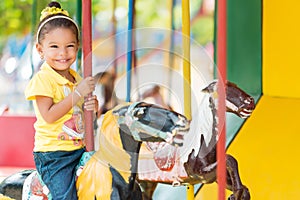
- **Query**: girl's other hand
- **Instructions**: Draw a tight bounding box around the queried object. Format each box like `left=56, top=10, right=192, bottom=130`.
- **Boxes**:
left=84, top=95, right=98, bottom=112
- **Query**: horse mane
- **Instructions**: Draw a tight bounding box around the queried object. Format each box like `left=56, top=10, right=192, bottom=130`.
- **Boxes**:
left=95, top=107, right=132, bottom=178
left=180, top=91, right=217, bottom=163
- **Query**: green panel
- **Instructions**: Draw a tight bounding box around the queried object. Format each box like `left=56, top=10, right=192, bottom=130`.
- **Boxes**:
left=213, top=0, right=263, bottom=148
left=227, top=0, right=262, bottom=96
left=212, top=0, right=262, bottom=157
left=225, top=0, right=262, bottom=148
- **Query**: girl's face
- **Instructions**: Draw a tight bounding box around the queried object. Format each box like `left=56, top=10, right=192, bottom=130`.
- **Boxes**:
left=36, top=27, right=79, bottom=72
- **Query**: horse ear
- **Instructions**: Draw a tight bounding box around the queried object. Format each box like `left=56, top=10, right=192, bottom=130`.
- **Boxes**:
left=202, top=87, right=210, bottom=93
left=202, top=80, right=217, bottom=93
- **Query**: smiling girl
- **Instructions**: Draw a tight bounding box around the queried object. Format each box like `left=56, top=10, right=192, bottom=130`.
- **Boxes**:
left=25, top=1, right=97, bottom=199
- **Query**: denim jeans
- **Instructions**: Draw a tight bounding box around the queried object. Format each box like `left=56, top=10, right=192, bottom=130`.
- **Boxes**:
left=33, top=148, right=85, bottom=200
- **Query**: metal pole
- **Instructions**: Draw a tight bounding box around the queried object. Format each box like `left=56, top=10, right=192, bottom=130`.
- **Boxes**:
left=182, top=0, right=193, bottom=199
left=30, top=0, right=37, bottom=79
left=167, top=0, right=176, bottom=104
left=182, top=0, right=191, bottom=120
left=126, top=0, right=135, bottom=102
left=217, top=0, right=227, bottom=199
left=112, top=0, right=117, bottom=80
left=82, top=0, right=94, bottom=151
left=76, top=0, right=82, bottom=74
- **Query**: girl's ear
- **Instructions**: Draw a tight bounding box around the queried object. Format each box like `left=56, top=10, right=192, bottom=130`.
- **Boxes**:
left=36, top=43, right=44, bottom=59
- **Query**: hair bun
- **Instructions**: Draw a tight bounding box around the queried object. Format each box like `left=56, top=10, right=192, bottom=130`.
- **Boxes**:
left=48, top=1, right=61, bottom=9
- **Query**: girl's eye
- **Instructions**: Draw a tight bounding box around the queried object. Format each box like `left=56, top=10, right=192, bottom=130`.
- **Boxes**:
left=67, top=44, right=75, bottom=48
left=50, top=45, right=58, bottom=48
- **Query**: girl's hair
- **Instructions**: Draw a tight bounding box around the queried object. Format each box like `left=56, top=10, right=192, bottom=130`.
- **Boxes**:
left=36, top=1, right=80, bottom=43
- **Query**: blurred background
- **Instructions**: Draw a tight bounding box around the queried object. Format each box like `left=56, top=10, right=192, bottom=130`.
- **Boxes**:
left=0, top=0, right=215, bottom=114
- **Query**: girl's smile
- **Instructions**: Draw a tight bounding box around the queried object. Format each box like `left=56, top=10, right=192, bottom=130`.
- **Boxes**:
left=36, top=27, right=79, bottom=76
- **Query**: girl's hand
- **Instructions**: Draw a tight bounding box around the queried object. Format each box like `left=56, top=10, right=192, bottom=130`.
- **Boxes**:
left=84, top=95, right=98, bottom=112
left=76, top=76, right=95, bottom=97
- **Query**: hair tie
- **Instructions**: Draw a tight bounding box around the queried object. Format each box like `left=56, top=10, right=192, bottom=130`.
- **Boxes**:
left=40, top=6, right=69, bottom=21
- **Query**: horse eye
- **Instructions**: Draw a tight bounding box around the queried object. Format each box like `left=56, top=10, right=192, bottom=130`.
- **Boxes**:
left=134, top=107, right=145, bottom=117
left=244, top=99, right=250, bottom=104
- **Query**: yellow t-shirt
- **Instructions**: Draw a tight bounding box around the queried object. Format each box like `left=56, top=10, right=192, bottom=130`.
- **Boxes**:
left=25, top=62, right=85, bottom=152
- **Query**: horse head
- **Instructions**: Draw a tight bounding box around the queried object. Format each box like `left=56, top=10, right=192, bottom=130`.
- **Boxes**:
left=113, top=102, right=190, bottom=147
left=202, top=81, right=255, bottom=119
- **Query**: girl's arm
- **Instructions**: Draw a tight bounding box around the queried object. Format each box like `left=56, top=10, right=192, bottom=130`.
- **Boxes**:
left=36, top=76, right=95, bottom=123
left=36, top=92, right=79, bottom=123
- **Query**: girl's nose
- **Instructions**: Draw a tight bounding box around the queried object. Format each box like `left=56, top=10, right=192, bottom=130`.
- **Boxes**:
left=59, top=47, right=67, bottom=55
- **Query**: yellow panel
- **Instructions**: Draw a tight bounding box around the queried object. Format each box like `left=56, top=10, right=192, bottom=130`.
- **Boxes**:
left=263, top=0, right=300, bottom=98
left=196, top=96, right=300, bottom=199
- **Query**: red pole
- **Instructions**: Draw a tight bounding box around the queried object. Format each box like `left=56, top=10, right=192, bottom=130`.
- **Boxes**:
left=82, top=0, right=94, bottom=151
left=217, top=0, right=227, bottom=199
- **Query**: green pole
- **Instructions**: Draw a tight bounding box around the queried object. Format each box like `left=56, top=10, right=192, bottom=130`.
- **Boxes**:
left=30, top=0, right=38, bottom=78
left=76, top=0, right=82, bottom=75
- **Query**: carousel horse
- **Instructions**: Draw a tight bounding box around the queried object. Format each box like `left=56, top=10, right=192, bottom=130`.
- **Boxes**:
left=0, top=102, right=190, bottom=200
left=138, top=81, right=255, bottom=200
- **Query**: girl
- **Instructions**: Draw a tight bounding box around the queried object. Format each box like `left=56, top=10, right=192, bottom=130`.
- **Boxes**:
left=25, top=1, right=97, bottom=199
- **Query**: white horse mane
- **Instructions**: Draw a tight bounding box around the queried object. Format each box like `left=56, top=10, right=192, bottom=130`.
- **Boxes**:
left=180, top=92, right=217, bottom=163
